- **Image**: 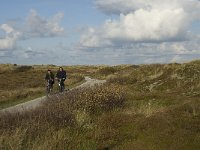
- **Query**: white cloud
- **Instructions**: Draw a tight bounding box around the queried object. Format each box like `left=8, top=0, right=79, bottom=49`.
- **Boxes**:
left=23, top=10, right=65, bottom=38
left=95, top=0, right=200, bottom=16
left=0, top=24, right=21, bottom=50
left=0, top=10, right=65, bottom=50
left=95, top=0, right=141, bottom=14
left=77, top=34, right=200, bottom=65
left=104, top=8, right=188, bottom=42
left=80, top=0, right=200, bottom=48
left=79, top=27, right=112, bottom=48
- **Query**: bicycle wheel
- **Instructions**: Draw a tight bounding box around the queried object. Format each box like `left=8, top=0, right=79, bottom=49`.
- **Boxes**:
left=46, top=85, right=50, bottom=95
left=62, top=85, right=64, bottom=92
left=47, top=83, right=53, bottom=95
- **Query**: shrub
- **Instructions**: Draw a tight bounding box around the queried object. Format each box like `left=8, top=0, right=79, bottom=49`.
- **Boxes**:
left=14, top=66, right=33, bottom=72
left=66, top=74, right=85, bottom=87
left=0, top=84, right=126, bottom=149
left=108, top=75, right=138, bottom=85
left=97, top=67, right=118, bottom=76
left=77, top=85, right=125, bottom=113
left=50, top=84, right=126, bottom=115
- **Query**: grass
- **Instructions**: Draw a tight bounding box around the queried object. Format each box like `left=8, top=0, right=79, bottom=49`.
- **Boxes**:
left=0, top=84, right=126, bottom=149
left=0, top=91, right=44, bottom=109
left=0, top=64, right=87, bottom=109
left=0, top=60, right=200, bottom=149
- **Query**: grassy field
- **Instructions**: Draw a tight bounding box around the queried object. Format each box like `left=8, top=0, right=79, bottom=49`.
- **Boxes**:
left=0, top=61, right=200, bottom=149
left=0, top=64, right=88, bottom=109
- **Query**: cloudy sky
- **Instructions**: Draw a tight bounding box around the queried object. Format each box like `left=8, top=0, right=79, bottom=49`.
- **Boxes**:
left=1, top=0, right=200, bottom=65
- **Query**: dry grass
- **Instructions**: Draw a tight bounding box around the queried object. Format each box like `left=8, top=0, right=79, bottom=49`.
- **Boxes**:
left=0, top=84, right=126, bottom=149
left=0, top=60, right=200, bottom=149
left=0, top=64, right=88, bottom=108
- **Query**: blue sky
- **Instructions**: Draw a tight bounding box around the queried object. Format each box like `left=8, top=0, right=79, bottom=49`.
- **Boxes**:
left=1, top=0, right=200, bottom=65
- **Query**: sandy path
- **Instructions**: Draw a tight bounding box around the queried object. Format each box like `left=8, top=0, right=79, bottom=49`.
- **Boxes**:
left=74, top=76, right=106, bottom=89
left=0, top=77, right=106, bottom=114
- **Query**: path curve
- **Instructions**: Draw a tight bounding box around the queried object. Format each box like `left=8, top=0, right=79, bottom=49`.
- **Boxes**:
left=0, top=77, right=106, bottom=114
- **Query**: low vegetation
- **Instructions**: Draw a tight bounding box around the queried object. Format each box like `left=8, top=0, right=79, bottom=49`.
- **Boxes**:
left=0, top=84, right=126, bottom=149
left=0, top=64, right=87, bottom=109
left=0, top=60, right=200, bottom=149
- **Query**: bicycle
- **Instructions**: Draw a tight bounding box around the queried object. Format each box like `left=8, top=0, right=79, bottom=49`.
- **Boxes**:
left=46, top=79, right=53, bottom=95
left=58, top=78, right=65, bottom=92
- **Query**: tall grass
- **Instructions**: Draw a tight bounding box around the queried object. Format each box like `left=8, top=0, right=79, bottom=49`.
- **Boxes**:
left=0, top=65, right=87, bottom=108
left=0, top=84, right=126, bottom=149
left=1, top=61, right=200, bottom=149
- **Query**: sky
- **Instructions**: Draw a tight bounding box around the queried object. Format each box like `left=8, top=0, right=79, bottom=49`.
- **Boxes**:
left=1, top=0, right=200, bottom=65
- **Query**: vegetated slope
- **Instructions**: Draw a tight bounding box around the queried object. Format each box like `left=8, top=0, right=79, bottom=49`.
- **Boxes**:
left=0, top=77, right=106, bottom=114
left=0, top=65, right=45, bottom=108
left=0, top=64, right=88, bottom=109
left=106, top=61, right=200, bottom=149
left=0, top=61, right=200, bottom=150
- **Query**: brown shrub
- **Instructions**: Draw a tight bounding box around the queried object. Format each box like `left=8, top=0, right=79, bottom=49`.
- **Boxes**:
left=107, top=75, right=137, bottom=85
left=53, top=84, right=126, bottom=114
left=98, top=67, right=118, bottom=76
left=14, top=65, right=33, bottom=72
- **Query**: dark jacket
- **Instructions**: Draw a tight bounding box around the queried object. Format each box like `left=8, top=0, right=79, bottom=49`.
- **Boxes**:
left=56, top=70, right=66, bottom=79
left=45, top=72, right=54, bottom=81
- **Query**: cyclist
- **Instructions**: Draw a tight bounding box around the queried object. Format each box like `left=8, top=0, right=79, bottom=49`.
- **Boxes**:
left=56, top=67, right=67, bottom=92
left=45, top=69, right=55, bottom=93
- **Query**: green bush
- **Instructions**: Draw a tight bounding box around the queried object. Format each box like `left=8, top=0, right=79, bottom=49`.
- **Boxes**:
left=14, top=66, right=33, bottom=72
left=108, top=75, right=138, bottom=85
left=98, top=67, right=118, bottom=76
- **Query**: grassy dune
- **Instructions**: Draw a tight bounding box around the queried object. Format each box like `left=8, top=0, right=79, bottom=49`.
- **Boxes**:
left=0, top=61, right=200, bottom=149
left=0, top=64, right=87, bottom=109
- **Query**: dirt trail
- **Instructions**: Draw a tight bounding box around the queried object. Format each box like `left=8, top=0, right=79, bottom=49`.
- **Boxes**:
left=0, top=77, right=106, bottom=114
